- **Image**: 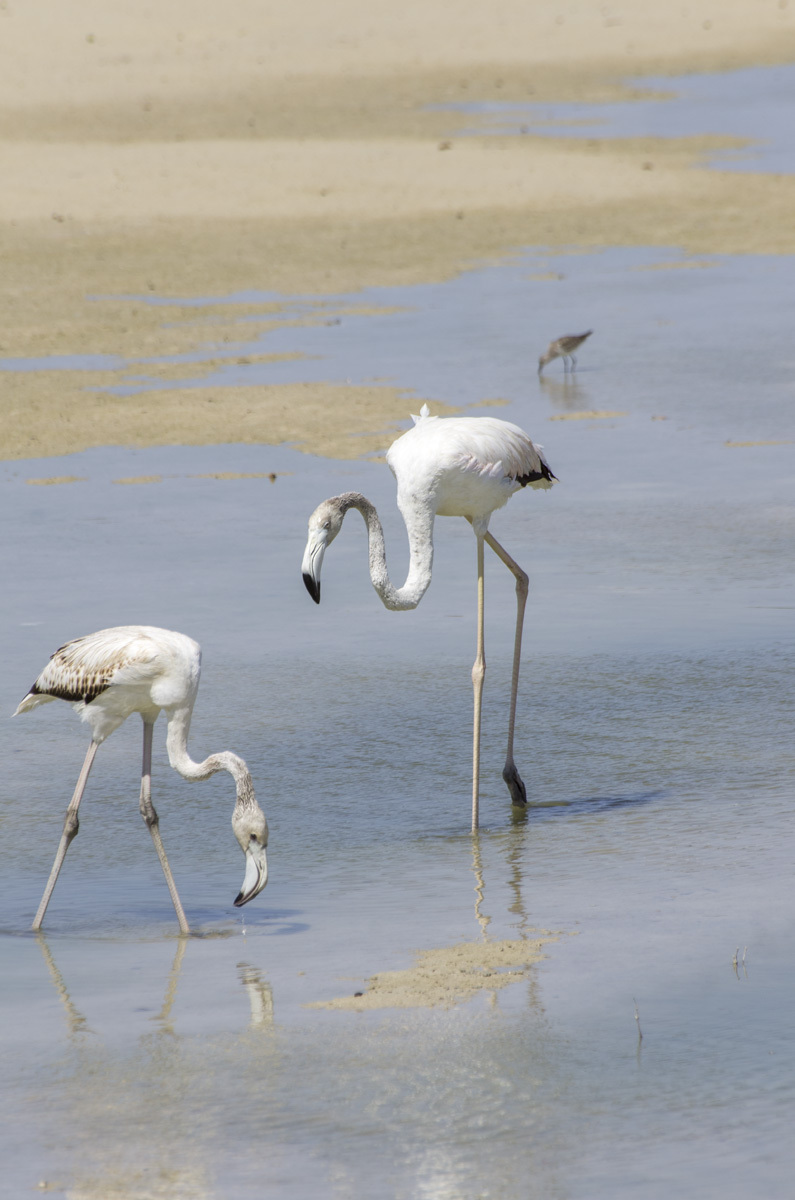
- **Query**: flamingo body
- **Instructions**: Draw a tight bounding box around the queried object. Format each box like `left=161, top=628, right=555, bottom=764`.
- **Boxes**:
left=302, top=406, right=556, bottom=828
left=15, top=626, right=269, bottom=932
left=17, top=626, right=201, bottom=739
left=387, top=409, right=554, bottom=528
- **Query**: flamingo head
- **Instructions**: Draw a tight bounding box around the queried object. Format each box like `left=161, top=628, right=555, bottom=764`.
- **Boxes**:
left=302, top=498, right=345, bottom=604
left=232, top=805, right=269, bottom=908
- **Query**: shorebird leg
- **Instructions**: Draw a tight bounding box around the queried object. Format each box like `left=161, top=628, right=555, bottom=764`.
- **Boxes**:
left=33, top=740, right=99, bottom=931
left=139, top=720, right=190, bottom=935
left=484, top=531, right=529, bottom=807
left=471, top=531, right=486, bottom=832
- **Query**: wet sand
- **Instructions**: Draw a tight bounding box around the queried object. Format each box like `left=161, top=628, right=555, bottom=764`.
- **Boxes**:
left=309, top=934, right=560, bottom=1010
left=2, top=0, right=795, bottom=460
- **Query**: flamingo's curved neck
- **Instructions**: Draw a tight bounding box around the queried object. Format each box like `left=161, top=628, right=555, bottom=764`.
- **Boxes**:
left=164, top=706, right=257, bottom=809
left=343, top=493, right=434, bottom=611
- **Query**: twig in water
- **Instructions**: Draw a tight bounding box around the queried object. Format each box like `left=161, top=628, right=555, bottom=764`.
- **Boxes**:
left=633, top=997, right=643, bottom=1042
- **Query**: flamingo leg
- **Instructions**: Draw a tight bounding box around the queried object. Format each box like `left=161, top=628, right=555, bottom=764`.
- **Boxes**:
left=33, top=740, right=99, bottom=931
left=484, top=530, right=529, bottom=807
left=471, top=532, right=486, bottom=832
left=139, top=720, right=190, bottom=935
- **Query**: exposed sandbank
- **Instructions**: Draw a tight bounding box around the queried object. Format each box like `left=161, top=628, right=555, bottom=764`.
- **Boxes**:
left=1, top=0, right=794, bottom=461
left=308, top=935, right=560, bottom=1011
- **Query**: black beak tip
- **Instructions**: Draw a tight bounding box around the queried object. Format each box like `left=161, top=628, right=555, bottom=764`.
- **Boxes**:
left=233, top=891, right=247, bottom=908
left=303, top=573, right=321, bottom=604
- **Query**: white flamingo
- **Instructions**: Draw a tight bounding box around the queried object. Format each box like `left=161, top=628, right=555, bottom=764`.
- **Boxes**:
left=14, top=625, right=269, bottom=934
left=302, top=405, right=556, bottom=830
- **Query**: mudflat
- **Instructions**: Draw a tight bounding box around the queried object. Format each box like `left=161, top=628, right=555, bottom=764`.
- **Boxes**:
left=2, top=0, right=795, bottom=459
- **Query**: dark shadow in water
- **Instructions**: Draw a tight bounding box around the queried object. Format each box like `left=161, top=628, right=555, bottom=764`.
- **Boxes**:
left=529, top=789, right=666, bottom=820
left=141, top=906, right=311, bottom=939
left=2, top=909, right=308, bottom=941
left=226, top=907, right=311, bottom=937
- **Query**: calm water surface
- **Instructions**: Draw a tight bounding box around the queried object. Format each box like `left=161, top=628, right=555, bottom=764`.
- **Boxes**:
left=439, top=62, right=795, bottom=174
left=2, top=73, right=795, bottom=1200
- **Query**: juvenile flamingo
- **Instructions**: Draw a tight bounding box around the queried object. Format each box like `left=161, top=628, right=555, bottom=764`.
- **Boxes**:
left=14, top=625, right=269, bottom=933
left=301, top=405, right=556, bottom=830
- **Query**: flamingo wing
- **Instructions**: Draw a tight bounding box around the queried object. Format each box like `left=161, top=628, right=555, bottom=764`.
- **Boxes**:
left=16, top=626, right=163, bottom=710
left=395, top=413, right=555, bottom=488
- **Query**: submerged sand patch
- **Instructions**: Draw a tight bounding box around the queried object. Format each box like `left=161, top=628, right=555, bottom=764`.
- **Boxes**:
left=725, top=439, right=794, bottom=447
left=309, top=934, right=560, bottom=1011
left=189, top=471, right=282, bottom=481
left=112, top=475, right=162, bottom=485
left=549, top=410, right=628, bottom=421
left=25, top=475, right=88, bottom=486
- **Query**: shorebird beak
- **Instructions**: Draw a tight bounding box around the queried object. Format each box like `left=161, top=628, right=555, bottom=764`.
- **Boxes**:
left=234, top=841, right=268, bottom=907
left=301, top=527, right=327, bottom=604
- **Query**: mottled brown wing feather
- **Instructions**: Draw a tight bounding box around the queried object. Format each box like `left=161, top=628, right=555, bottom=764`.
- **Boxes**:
left=28, top=629, right=158, bottom=705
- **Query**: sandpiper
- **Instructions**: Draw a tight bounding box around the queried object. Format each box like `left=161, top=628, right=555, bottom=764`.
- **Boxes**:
left=538, top=330, right=592, bottom=375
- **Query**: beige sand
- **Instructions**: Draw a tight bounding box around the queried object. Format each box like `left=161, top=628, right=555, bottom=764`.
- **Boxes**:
left=308, top=934, right=560, bottom=1011
left=1, top=0, right=795, bottom=460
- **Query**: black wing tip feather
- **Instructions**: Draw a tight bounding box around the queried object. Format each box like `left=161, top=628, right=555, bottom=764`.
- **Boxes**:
left=30, top=680, right=109, bottom=704
left=517, top=462, right=558, bottom=487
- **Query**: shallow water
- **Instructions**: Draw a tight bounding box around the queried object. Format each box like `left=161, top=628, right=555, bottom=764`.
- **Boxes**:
left=439, top=62, right=795, bottom=174
left=3, top=244, right=794, bottom=1198
left=3, top=80, right=795, bottom=1200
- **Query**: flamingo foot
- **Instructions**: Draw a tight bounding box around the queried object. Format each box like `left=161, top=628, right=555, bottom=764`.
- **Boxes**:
left=502, top=762, right=527, bottom=807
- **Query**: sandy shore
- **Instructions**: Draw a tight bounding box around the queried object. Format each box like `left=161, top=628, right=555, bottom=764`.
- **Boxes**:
left=2, top=0, right=795, bottom=460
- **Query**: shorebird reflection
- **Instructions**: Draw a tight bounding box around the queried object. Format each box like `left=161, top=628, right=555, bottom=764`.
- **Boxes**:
left=538, top=372, right=589, bottom=411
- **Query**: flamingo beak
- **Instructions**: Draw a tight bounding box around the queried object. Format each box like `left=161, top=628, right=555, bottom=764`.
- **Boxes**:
left=234, top=841, right=268, bottom=907
left=301, top=528, right=327, bottom=604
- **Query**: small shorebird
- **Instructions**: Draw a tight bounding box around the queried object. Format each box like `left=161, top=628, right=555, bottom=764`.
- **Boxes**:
left=538, top=330, right=592, bottom=375
left=302, top=404, right=556, bottom=831
left=15, top=625, right=269, bottom=933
